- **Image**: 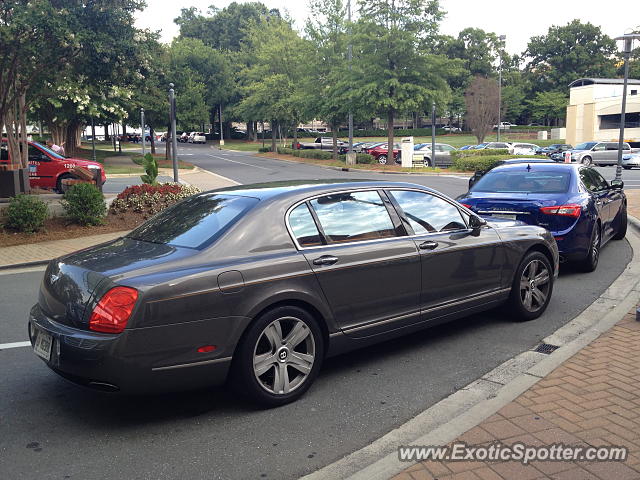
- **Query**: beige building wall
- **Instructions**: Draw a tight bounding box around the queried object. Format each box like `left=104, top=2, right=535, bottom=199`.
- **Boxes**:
left=566, top=82, right=640, bottom=144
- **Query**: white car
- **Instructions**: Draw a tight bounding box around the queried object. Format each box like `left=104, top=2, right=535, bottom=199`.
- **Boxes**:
left=413, top=143, right=457, bottom=167
left=622, top=153, right=640, bottom=169
left=188, top=132, right=207, bottom=144
left=442, top=126, right=461, bottom=132
left=493, top=122, right=516, bottom=130
left=510, top=143, right=539, bottom=155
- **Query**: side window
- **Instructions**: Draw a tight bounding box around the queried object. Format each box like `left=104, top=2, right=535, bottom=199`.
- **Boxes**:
left=288, top=203, right=322, bottom=247
left=580, top=169, right=606, bottom=192
left=441, top=145, right=455, bottom=152
left=0, top=143, right=8, bottom=161
left=589, top=169, right=609, bottom=190
left=389, top=190, right=467, bottom=234
left=28, top=145, right=44, bottom=161
left=593, top=143, right=605, bottom=152
left=309, top=191, right=396, bottom=244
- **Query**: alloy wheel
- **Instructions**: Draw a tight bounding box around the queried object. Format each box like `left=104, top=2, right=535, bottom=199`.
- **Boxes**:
left=519, top=259, right=551, bottom=312
left=581, top=156, right=592, bottom=166
left=378, top=155, right=387, bottom=164
left=590, top=226, right=600, bottom=265
left=252, top=317, right=316, bottom=395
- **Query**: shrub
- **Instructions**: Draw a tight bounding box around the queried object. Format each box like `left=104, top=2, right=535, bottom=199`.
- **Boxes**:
left=140, top=153, right=159, bottom=185
left=62, top=183, right=107, bottom=226
left=451, top=155, right=510, bottom=172
left=5, top=195, right=48, bottom=233
left=258, top=147, right=271, bottom=153
left=450, top=149, right=509, bottom=159
left=109, top=183, right=201, bottom=216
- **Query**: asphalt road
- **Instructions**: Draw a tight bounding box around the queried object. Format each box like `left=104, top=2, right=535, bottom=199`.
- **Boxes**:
left=0, top=143, right=633, bottom=479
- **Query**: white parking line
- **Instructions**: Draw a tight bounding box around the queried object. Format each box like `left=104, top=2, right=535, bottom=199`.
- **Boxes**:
left=205, top=153, right=272, bottom=171
left=0, top=341, right=30, bottom=349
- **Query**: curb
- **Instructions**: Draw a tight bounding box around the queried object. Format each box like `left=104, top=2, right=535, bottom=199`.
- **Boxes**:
left=302, top=225, right=640, bottom=480
left=0, top=259, right=50, bottom=271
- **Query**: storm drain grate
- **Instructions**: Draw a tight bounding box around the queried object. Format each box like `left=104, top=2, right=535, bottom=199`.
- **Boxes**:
left=533, top=343, right=560, bottom=355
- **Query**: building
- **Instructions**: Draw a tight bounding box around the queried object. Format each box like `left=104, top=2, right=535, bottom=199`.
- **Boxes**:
left=565, top=78, right=640, bottom=146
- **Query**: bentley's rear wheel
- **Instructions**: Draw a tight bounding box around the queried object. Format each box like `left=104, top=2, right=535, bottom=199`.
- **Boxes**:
left=233, top=306, right=323, bottom=406
left=508, top=251, right=553, bottom=321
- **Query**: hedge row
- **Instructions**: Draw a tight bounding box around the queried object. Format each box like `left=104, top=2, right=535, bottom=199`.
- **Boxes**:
left=276, top=147, right=375, bottom=164
left=332, top=128, right=450, bottom=137
left=451, top=155, right=512, bottom=172
left=449, top=149, right=510, bottom=159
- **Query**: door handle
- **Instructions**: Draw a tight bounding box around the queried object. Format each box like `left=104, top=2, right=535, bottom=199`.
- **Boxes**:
left=419, top=240, right=439, bottom=250
left=312, top=255, right=339, bottom=266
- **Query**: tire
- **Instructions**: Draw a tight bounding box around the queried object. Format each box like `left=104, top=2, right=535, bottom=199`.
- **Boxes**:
left=423, top=157, right=432, bottom=167
left=232, top=305, right=324, bottom=407
left=577, top=222, right=601, bottom=272
left=612, top=207, right=627, bottom=240
left=378, top=155, right=387, bottom=165
left=55, top=173, right=73, bottom=194
left=508, top=251, right=554, bottom=321
left=581, top=156, right=592, bottom=166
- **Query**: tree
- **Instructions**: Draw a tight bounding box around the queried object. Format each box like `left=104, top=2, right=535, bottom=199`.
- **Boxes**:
left=528, top=91, right=567, bottom=126
left=351, top=0, right=453, bottom=156
left=465, top=76, right=499, bottom=143
left=524, top=20, right=617, bottom=93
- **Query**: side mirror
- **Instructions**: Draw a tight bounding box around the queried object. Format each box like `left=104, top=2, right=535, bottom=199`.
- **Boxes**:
left=610, top=179, right=624, bottom=190
left=469, top=215, right=487, bottom=231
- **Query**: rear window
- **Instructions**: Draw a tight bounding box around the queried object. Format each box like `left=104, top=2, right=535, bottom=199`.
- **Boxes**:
left=471, top=170, right=572, bottom=194
left=126, top=193, right=258, bottom=249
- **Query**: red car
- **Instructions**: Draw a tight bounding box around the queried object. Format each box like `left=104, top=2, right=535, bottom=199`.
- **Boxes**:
left=368, top=143, right=400, bottom=164
left=1, top=140, right=106, bottom=192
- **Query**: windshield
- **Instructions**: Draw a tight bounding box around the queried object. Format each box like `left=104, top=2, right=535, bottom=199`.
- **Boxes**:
left=471, top=170, right=572, bottom=194
left=127, top=193, right=258, bottom=249
left=32, top=142, right=66, bottom=159
left=574, top=142, right=597, bottom=150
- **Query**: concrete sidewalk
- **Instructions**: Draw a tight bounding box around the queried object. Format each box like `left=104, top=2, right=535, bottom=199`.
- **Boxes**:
left=393, top=304, right=640, bottom=480
left=0, top=167, right=236, bottom=270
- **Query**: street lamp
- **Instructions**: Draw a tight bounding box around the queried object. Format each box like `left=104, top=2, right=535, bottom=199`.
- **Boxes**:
left=497, top=35, right=506, bottom=142
left=168, top=83, right=179, bottom=182
left=614, top=33, right=640, bottom=181
left=140, top=108, right=145, bottom=158
left=346, top=0, right=355, bottom=165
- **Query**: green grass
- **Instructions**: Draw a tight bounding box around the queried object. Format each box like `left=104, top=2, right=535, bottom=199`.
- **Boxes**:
left=74, top=147, right=129, bottom=164
left=131, top=154, right=195, bottom=170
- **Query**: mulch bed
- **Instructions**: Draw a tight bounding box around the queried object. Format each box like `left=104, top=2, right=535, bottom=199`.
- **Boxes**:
left=0, top=211, right=147, bottom=248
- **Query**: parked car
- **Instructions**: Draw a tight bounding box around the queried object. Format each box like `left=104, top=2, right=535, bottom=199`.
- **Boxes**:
left=477, top=142, right=512, bottom=150
left=29, top=180, right=558, bottom=405
left=178, top=132, right=189, bottom=143
left=458, top=163, right=626, bottom=272
left=510, top=143, right=540, bottom=156
left=459, top=145, right=474, bottom=150
left=369, top=143, right=400, bottom=164
left=467, top=158, right=556, bottom=189
left=622, top=153, right=640, bottom=169
left=414, top=143, right=457, bottom=167
left=1, top=139, right=106, bottom=193
left=188, top=132, right=207, bottom=144
left=361, top=142, right=386, bottom=154
left=563, top=141, right=635, bottom=166
left=297, top=137, right=345, bottom=150
left=535, top=144, right=572, bottom=156
left=442, top=126, right=461, bottom=133
left=493, top=122, right=516, bottom=130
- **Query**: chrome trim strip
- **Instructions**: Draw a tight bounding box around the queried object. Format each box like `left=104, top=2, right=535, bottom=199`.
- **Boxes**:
left=422, top=288, right=510, bottom=314
left=285, top=187, right=474, bottom=251
left=152, top=356, right=232, bottom=371
left=477, top=210, right=529, bottom=215
left=343, top=310, right=421, bottom=333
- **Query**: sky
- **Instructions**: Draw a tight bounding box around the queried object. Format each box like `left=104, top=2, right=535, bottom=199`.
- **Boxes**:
left=135, top=0, right=640, bottom=55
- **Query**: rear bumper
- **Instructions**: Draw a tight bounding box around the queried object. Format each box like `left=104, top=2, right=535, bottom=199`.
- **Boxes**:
left=553, top=217, right=592, bottom=261
left=28, top=304, right=239, bottom=394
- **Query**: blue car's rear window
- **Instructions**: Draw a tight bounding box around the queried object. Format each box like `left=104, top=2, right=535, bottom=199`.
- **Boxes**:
left=126, top=193, right=258, bottom=249
left=472, top=170, right=571, bottom=194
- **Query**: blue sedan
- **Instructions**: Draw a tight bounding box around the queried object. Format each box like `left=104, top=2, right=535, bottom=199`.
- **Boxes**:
left=457, top=163, right=627, bottom=272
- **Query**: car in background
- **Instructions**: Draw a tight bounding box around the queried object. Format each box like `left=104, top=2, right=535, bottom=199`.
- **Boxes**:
left=467, top=158, right=556, bottom=189
left=457, top=163, right=626, bottom=272
left=188, top=132, right=207, bottom=144
left=1, top=139, right=106, bottom=193
left=297, top=137, right=346, bottom=150
left=459, top=145, right=474, bottom=150
left=622, top=153, right=640, bottom=169
left=442, top=126, right=462, bottom=133
left=535, top=144, right=572, bottom=156
left=511, top=143, right=540, bottom=155
left=369, top=143, right=400, bottom=164
left=29, top=180, right=558, bottom=405
left=477, top=142, right=512, bottom=150
left=562, top=141, right=634, bottom=166
left=361, top=142, right=386, bottom=154
left=493, top=122, right=516, bottom=130
left=414, top=143, right=457, bottom=167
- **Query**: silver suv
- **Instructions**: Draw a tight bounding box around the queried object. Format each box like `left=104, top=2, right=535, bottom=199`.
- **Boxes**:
left=570, top=141, right=631, bottom=166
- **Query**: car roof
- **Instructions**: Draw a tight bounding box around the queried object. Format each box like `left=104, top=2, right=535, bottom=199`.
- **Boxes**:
left=209, top=180, right=437, bottom=201
left=491, top=162, right=581, bottom=172
left=502, top=158, right=555, bottom=164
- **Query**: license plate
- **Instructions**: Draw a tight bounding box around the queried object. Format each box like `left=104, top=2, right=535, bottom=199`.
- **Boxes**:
left=33, top=329, right=53, bottom=361
left=492, top=214, right=517, bottom=220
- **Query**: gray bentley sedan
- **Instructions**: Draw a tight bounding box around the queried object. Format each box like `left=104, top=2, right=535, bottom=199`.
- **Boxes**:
left=29, top=181, right=559, bottom=405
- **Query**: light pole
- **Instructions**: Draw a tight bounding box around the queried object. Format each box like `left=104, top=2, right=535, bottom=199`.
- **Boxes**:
left=497, top=34, right=506, bottom=142
left=431, top=101, right=436, bottom=167
left=140, top=108, right=145, bottom=158
left=169, top=83, right=179, bottom=182
left=90, top=117, right=96, bottom=163
left=346, top=0, right=355, bottom=165
left=614, top=33, right=640, bottom=182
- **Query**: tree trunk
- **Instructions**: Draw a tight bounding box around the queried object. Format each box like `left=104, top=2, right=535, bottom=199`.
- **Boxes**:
left=165, top=123, right=171, bottom=159
left=387, top=109, right=395, bottom=164
left=271, top=119, right=277, bottom=152
left=104, top=124, right=110, bottom=141
left=332, top=126, right=338, bottom=161
left=247, top=121, right=253, bottom=142
left=253, top=121, right=258, bottom=142
left=293, top=123, right=298, bottom=149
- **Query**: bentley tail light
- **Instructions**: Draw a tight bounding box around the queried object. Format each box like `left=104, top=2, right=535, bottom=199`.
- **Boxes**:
left=89, top=287, right=139, bottom=334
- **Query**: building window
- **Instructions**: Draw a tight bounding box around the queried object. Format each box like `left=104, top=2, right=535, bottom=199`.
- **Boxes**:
left=631, top=90, right=638, bottom=96
left=599, top=112, right=640, bottom=129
